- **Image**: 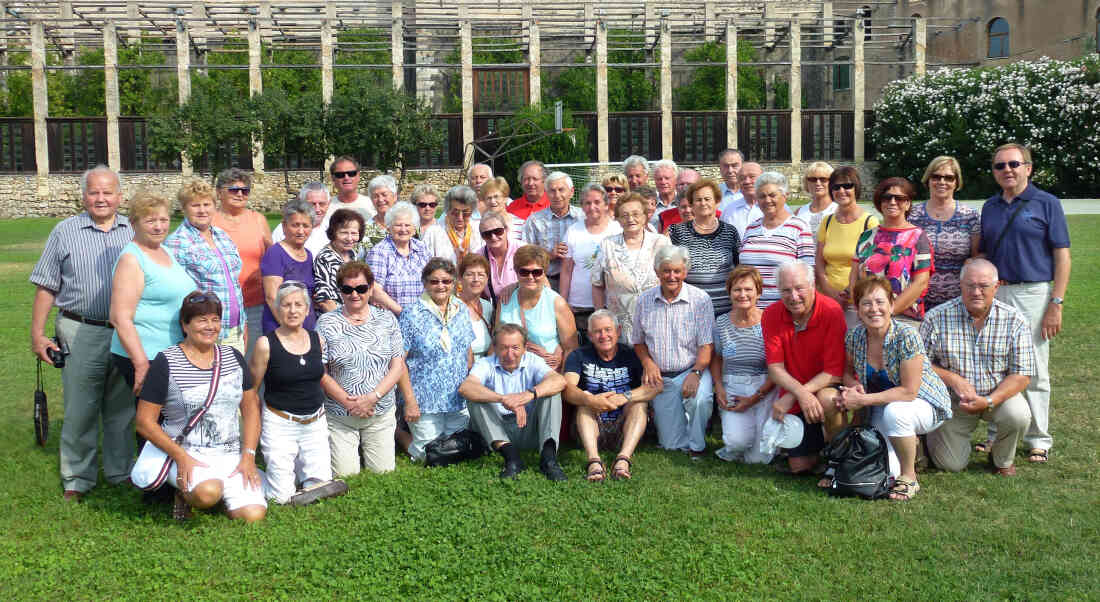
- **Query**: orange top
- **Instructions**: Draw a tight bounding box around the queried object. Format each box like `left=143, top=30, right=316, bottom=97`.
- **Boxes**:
left=212, top=209, right=270, bottom=307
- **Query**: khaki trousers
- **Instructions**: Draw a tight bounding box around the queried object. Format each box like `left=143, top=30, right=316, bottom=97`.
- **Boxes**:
left=926, top=393, right=1031, bottom=471
left=328, top=406, right=397, bottom=477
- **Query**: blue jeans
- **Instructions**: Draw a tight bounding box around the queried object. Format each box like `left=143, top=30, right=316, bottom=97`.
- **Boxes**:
left=652, top=369, right=714, bottom=452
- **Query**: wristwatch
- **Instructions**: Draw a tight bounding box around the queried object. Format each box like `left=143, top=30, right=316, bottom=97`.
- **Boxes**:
left=623, top=389, right=633, bottom=402
left=690, top=369, right=704, bottom=378
left=1050, top=296, right=1064, bottom=306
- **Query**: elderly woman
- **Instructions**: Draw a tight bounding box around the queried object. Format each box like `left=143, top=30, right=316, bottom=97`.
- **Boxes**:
left=601, top=172, right=630, bottom=216
left=110, top=190, right=197, bottom=394
left=498, top=244, right=578, bottom=371
left=365, top=201, right=432, bottom=312
left=909, top=156, right=980, bottom=311
left=478, top=211, right=522, bottom=305
left=132, top=292, right=265, bottom=522
left=739, top=172, right=816, bottom=308
left=709, top=266, right=777, bottom=463
left=397, top=259, right=477, bottom=460
left=850, top=178, right=934, bottom=323
left=249, top=281, right=346, bottom=505
left=458, top=254, right=495, bottom=359
left=411, top=184, right=441, bottom=233
left=815, top=166, right=879, bottom=326
left=561, top=183, right=623, bottom=337
left=795, top=161, right=836, bottom=234
left=668, top=179, right=742, bottom=315
left=362, top=174, right=398, bottom=250
left=261, top=199, right=318, bottom=334
left=212, top=168, right=271, bottom=357
left=423, top=185, right=484, bottom=264
left=592, top=193, right=670, bottom=344
left=273, top=182, right=332, bottom=257
left=164, top=179, right=247, bottom=353
left=478, top=177, right=522, bottom=241
left=312, top=208, right=366, bottom=314
left=838, top=275, right=951, bottom=500
left=316, top=262, right=407, bottom=476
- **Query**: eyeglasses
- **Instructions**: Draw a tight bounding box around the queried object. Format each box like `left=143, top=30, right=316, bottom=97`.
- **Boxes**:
left=962, top=283, right=996, bottom=292
left=480, top=227, right=507, bottom=239
left=881, top=193, right=910, bottom=205
left=929, top=174, right=957, bottom=183
left=830, top=182, right=855, bottom=191
left=807, top=177, right=829, bottom=184
left=517, top=267, right=544, bottom=278
left=416, top=201, right=438, bottom=209
left=332, top=170, right=359, bottom=179
left=226, top=186, right=250, bottom=195
left=993, top=160, right=1029, bottom=171
left=605, top=186, right=626, bottom=193
left=339, top=284, right=370, bottom=295
left=449, top=209, right=473, bottom=218
left=184, top=292, right=222, bottom=305
left=428, top=278, right=454, bottom=286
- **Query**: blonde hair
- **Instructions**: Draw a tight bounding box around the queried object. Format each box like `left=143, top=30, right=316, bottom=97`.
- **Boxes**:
left=479, top=176, right=511, bottom=201
left=601, top=172, right=629, bottom=191
left=129, top=189, right=172, bottom=221
left=921, top=155, right=963, bottom=192
left=803, top=161, right=834, bottom=190
left=177, top=178, right=215, bottom=209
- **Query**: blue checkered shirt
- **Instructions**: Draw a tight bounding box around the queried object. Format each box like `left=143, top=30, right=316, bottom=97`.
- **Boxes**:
left=365, top=236, right=431, bottom=309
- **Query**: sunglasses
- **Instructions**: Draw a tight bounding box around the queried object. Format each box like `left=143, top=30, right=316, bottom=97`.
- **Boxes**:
left=993, top=160, right=1029, bottom=171
left=881, top=193, right=910, bottom=204
left=517, top=268, right=544, bottom=278
left=279, top=280, right=307, bottom=290
left=226, top=186, right=250, bottom=195
left=929, top=174, right=957, bottom=182
left=428, top=278, right=454, bottom=286
left=605, top=186, right=626, bottom=193
left=480, top=227, right=507, bottom=239
left=184, top=292, right=222, bottom=305
left=339, top=284, right=370, bottom=295
left=332, top=170, right=359, bottom=179
left=830, top=182, right=856, bottom=191
left=416, top=201, right=438, bottom=209
left=807, top=177, right=829, bottom=184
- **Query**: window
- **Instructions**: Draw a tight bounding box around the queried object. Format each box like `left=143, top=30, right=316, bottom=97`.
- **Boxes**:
left=834, top=56, right=851, bottom=90
left=860, top=6, right=872, bottom=29
left=473, top=68, right=528, bottom=112
left=988, top=18, right=1010, bottom=58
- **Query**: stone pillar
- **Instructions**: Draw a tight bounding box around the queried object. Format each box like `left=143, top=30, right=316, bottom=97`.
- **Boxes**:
left=853, top=20, right=865, bottom=164
left=705, top=1, right=717, bottom=41
left=659, top=19, right=672, bottom=160
left=104, top=22, right=121, bottom=173
left=31, top=22, right=49, bottom=194
left=529, top=21, right=540, bottom=107
left=0, top=1, right=7, bottom=95
left=789, top=20, right=802, bottom=167
left=176, top=19, right=193, bottom=176
left=596, top=20, right=609, bottom=164
left=461, top=21, right=474, bottom=166
left=914, top=17, right=927, bottom=76
left=126, top=0, right=141, bottom=43
left=392, top=0, right=404, bottom=90
left=645, top=0, right=657, bottom=47
left=766, top=70, right=776, bottom=109
left=726, top=22, right=738, bottom=149
left=321, top=20, right=334, bottom=105
left=59, top=1, right=75, bottom=65
left=823, top=1, right=834, bottom=48
left=248, top=19, right=264, bottom=173
left=259, top=1, right=273, bottom=44
left=583, top=4, right=594, bottom=46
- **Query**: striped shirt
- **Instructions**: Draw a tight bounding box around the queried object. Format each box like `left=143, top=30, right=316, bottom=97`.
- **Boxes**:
left=30, top=212, right=133, bottom=321
left=163, top=220, right=245, bottom=331
left=919, top=298, right=1037, bottom=398
left=631, top=283, right=715, bottom=373
left=316, top=307, right=405, bottom=417
left=365, top=236, right=431, bottom=309
left=522, top=205, right=584, bottom=277
left=668, top=221, right=741, bottom=315
left=739, top=215, right=816, bottom=308
left=313, top=244, right=351, bottom=306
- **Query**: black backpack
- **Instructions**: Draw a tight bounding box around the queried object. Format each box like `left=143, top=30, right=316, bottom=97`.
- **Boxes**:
left=821, top=426, right=891, bottom=500
left=424, top=429, right=490, bottom=468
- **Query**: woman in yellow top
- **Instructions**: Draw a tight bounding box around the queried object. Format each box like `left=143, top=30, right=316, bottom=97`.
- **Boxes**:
left=813, top=166, right=879, bottom=328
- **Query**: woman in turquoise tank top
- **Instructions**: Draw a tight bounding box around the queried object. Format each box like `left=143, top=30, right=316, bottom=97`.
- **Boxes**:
left=110, top=191, right=197, bottom=394
left=496, top=245, right=577, bottom=371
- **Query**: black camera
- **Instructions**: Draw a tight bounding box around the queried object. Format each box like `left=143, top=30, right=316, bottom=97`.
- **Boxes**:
left=47, top=337, right=69, bottom=368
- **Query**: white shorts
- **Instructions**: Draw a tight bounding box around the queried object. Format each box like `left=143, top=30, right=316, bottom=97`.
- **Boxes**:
left=168, top=449, right=268, bottom=512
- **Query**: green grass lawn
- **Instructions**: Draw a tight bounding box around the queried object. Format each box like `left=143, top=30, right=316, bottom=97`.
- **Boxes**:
left=1, top=216, right=1097, bottom=599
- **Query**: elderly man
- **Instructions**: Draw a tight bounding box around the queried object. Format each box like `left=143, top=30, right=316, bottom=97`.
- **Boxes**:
left=922, top=259, right=1035, bottom=476
left=676, top=168, right=701, bottom=197
left=623, top=155, right=650, bottom=189
left=716, top=149, right=744, bottom=202
left=649, top=160, right=679, bottom=229
left=762, top=261, right=846, bottom=475
left=30, top=165, right=135, bottom=501
left=328, top=155, right=376, bottom=222
left=720, top=160, right=764, bottom=239
left=467, top=162, right=493, bottom=219
left=522, top=171, right=584, bottom=291
left=460, top=324, right=568, bottom=480
left=632, top=245, right=715, bottom=458
left=273, top=182, right=332, bottom=256
left=657, top=168, right=709, bottom=233
left=978, top=143, right=1070, bottom=465
left=564, top=310, right=657, bottom=481
left=506, top=160, right=551, bottom=228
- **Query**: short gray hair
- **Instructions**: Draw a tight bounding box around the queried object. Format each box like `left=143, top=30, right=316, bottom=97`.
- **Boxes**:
left=960, top=257, right=999, bottom=281
left=298, top=181, right=330, bottom=203
left=546, top=171, right=573, bottom=190
left=81, top=165, right=120, bottom=196
left=777, top=260, right=814, bottom=286
left=282, top=198, right=314, bottom=222
left=385, top=200, right=418, bottom=228
left=587, top=309, right=618, bottom=330
left=479, top=210, right=508, bottom=232
left=754, top=171, right=790, bottom=196
left=467, top=162, right=492, bottom=181
left=410, top=184, right=439, bottom=205
left=368, top=174, right=397, bottom=197
left=653, top=244, right=691, bottom=272
left=518, top=160, right=547, bottom=182
left=274, top=279, right=310, bottom=311
left=623, top=155, right=649, bottom=173
left=652, top=159, right=679, bottom=177
left=444, top=185, right=478, bottom=212
left=215, top=167, right=251, bottom=190
left=580, top=182, right=607, bottom=203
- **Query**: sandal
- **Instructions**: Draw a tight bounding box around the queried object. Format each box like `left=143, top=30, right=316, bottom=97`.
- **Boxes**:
left=172, top=491, right=193, bottom=522
left=889, top=477, right=920, bottom=501
left=1028, top=449, right=1049, bottom=463
left=585, top=459, right=606, bottom=482
left=610, top=456, right=633, bottom=481
left=816, top=467, right=835, bottom=489
left=974, top=439, right=994, bottom=453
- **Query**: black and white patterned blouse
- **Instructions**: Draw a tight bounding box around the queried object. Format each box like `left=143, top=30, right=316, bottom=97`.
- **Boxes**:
left=315, top=307, right=405, bottom=417
left=313, top=244, right=349, bottom=306
left=668, top=221, right=741, bottom=315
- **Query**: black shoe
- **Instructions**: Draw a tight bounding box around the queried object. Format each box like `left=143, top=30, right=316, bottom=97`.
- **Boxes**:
left=539, top=458, right=567, bottom=482
left=499, top=459, right=525, bottom=479
left=289, top=479, right=349, bottom=506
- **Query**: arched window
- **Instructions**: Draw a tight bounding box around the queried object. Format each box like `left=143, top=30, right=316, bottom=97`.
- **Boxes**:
left=988, top=18, right=1010, bottom=58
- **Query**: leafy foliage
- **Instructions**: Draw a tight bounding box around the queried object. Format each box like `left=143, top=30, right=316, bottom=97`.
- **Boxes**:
left=673, top=41, right=768, bottom=110
left=550, top=29, right=657, bottom=112
left=249, top=87, right=327, bottom=189
left=146, top=79, right=254, bottom=169
left=870, top=54, right=1100, bottom=197
left=490, top=104, right=590, bottom=193
left=334, top=28, right=392, bottom=95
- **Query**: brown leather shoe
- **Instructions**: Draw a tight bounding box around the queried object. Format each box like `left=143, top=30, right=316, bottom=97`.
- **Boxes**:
left=992, top=464, right=1017, bottom=477
left=62, top=490, right=84, bottom=502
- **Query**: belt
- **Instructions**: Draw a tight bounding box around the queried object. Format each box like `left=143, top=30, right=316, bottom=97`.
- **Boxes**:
left=661, top=369, right=691, bottom=378
left=268, top=406, right=326, bottom=425
left=1000, top=280, right=1045, bottom=286
left=60, top=310, right=112, bottom=328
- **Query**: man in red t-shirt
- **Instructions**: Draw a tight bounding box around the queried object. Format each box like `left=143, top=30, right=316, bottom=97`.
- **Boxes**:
left=506, top=160, right=551, bottom=222
left=762, top=261, right=846, bottom=475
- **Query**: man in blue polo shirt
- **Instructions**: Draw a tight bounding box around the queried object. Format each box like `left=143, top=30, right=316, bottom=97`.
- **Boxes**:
left=979, top=142, right=1071, bottom=465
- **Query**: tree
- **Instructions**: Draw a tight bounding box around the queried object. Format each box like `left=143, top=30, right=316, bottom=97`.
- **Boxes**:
left=334, top=28, right=392, bottom=95
left=248, top=87, right=327, bottom=190
left=146, top=78, right=255, bottom=169
left=551, top=29, right=656, bottom=112
left=673, top=40, right=766, bottom=110
left=488, top=104, right=590, bottom=193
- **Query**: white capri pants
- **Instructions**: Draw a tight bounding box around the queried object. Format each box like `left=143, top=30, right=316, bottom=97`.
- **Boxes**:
left=868, top=399, right=942, bottom=478
left=408, top=408, right=470, bottom=461
left=133, top=449, right=268, bottom=512
left=260, top=406, right=333, bottom=504
left=717, top=373, right=776, bottom=464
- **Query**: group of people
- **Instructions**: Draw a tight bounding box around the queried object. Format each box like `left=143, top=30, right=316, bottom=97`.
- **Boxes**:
left=30, top=141, right=1070, bottom=521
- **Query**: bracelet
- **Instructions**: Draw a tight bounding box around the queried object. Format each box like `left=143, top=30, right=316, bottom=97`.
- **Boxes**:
left=244, top=448, right=256, bottom=456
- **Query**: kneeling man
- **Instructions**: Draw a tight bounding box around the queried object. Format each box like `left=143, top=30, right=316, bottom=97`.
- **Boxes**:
left=564, top=310, right=657, bottom=481
left=460, top=324, right=568, bottom=480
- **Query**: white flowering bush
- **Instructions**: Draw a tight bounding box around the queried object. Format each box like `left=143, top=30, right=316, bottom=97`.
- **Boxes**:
left=870, top=54, right=1100, bottom=197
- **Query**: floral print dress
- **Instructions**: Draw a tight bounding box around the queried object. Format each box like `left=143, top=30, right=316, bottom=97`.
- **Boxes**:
left=590, top=230, right=670, bottom=344
left=852, top=225, right=934, bottom=320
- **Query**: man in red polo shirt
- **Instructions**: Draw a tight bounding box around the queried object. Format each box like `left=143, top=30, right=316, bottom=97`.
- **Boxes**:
left=506, top=161, right=551, bottom=230
left=762, top=260, right=846, bottom=475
